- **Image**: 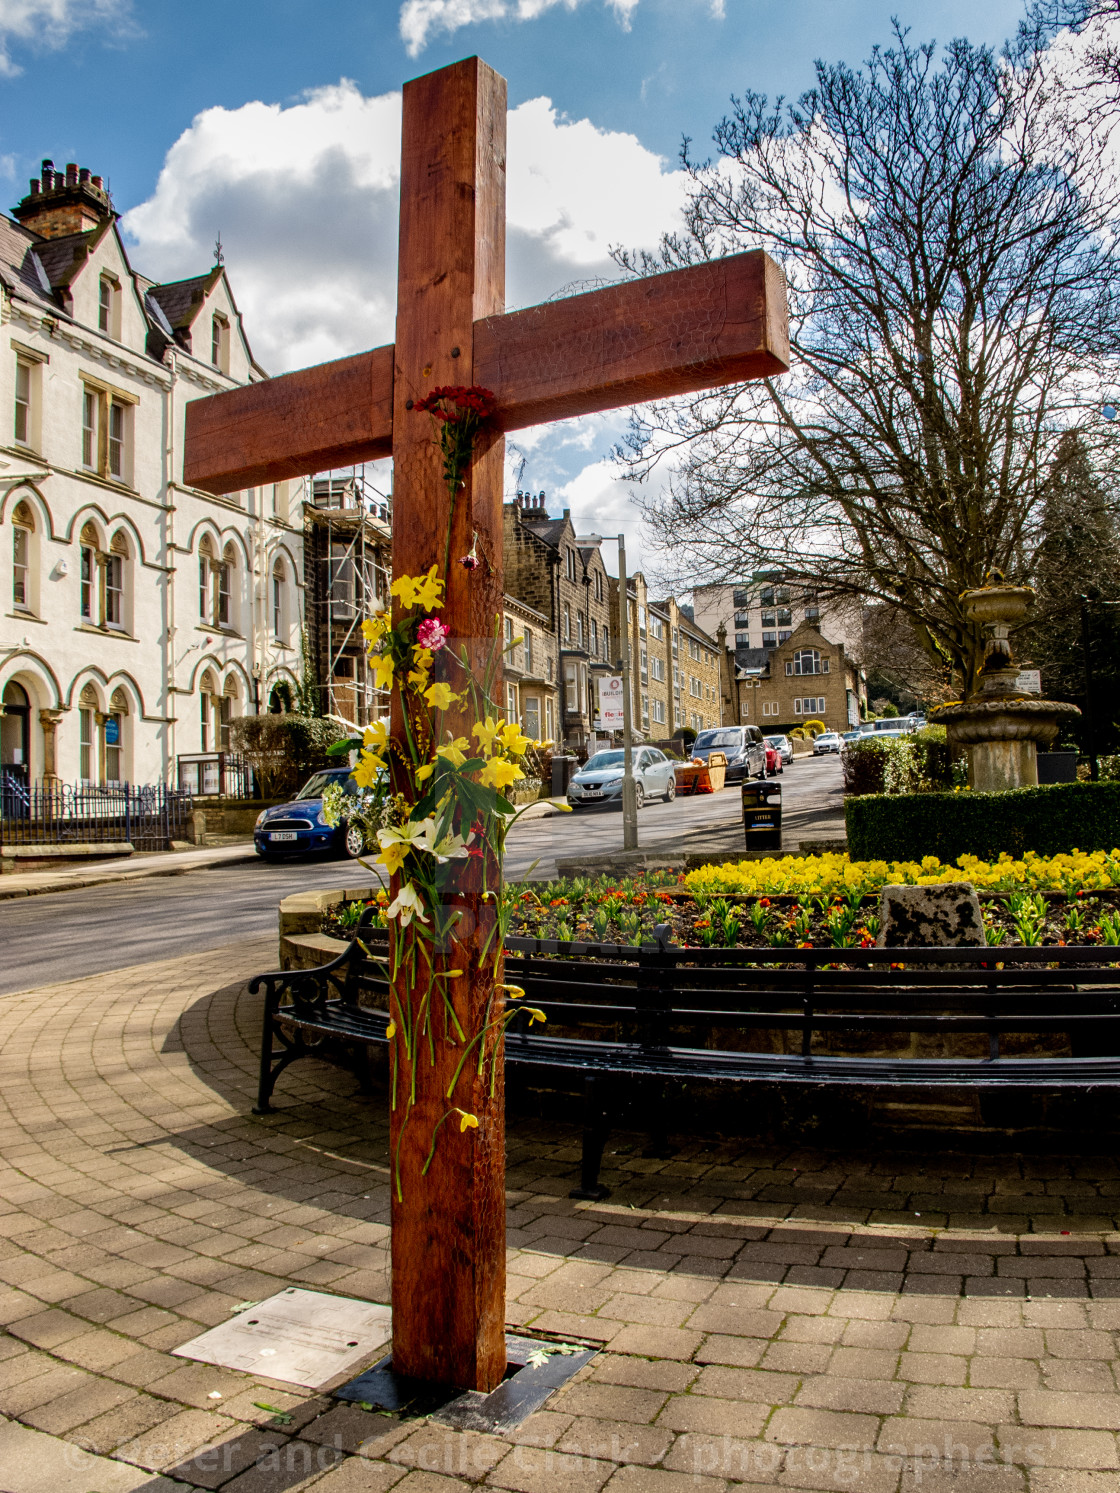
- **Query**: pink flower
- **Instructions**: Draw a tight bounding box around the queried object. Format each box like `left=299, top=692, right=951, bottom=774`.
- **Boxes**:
left=416, top=618, right=450, bottom=652
left=459, top=553, right=480, bottom=571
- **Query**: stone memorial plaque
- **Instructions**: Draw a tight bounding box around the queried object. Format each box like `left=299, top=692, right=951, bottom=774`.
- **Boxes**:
left=173, top=1288, right=392, bottom=1389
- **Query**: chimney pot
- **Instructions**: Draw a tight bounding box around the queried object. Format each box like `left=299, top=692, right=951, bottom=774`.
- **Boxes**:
left=66, top=163, right=78, bottom=184
left=41, top=158, right=53, bottom=175
left=78, top=167, right=90, bottom=184
left=91, top=175, right=102, bottom=189
left=28, top=180, right=39, bottom=195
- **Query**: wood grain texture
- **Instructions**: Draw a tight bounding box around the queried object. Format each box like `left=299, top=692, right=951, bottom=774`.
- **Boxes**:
left=388, top=54, right=509, bottom=1396
left=474, top=249, right=789, bottom=430
left=183, top=345, right=394, bottom=494
left=182, top=252, right=788, bottom=496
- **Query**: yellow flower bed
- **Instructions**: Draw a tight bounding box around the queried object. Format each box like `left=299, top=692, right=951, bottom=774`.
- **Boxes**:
left=685, top=849, right=1120, bottom=898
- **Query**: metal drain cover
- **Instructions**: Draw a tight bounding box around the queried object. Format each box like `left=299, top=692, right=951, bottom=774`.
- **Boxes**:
left=173, top=1288, right=392, bottom=1389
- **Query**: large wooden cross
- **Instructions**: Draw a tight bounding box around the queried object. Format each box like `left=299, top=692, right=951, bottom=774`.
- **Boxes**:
left=185, top=56, right=787, bottom=1395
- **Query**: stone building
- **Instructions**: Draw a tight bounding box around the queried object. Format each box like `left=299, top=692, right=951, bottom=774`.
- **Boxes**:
left=502, top=496, right=611, bottom=749
left=0, top=159, right=302, bottom=791
left=610, top=576, right=723, bottom=742
left=733, top=620, right=867, bottom=735
left=502, top=593, right=559, bottom=746
left=693, top=576, right=863, bottom=674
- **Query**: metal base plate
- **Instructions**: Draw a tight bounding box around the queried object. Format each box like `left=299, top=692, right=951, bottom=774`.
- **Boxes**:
left=336, top=1333, right=597, bottom=1432
left=172, top=1288, right=392, bottom=1389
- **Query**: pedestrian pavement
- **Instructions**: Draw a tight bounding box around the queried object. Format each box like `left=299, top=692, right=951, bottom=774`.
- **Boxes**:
left=1, top=938, right=1119, bottom=1491
left=0, top=841, right=260, bottom=901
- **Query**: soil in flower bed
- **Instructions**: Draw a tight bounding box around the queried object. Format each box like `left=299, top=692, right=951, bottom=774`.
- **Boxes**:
left=321, top=870, right=1120, bottom=951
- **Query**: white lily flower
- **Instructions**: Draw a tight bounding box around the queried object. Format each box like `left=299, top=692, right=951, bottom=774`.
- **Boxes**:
left=386, top=883, right=429, bottom=926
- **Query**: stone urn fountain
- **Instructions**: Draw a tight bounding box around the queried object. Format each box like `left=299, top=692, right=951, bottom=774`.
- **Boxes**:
left=930, top=583, right=1080, bottom=793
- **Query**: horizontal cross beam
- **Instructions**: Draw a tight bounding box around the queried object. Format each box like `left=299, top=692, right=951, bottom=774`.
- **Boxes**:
left=183, top=250, right=787, bottom=495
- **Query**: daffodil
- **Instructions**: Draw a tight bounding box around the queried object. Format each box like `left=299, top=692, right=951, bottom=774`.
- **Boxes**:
left=386, top=883, right=428, bottom=926
left=479, top=757, right=524, bottom=791
left=362, top=613, right=390, bottom=646
left=352, top=750, right=384, bottom=790
left=408, top=648, right=434, bottom=689
left=376, top=820, right=433, bottom=875
left=363, top=719, right=389, bottom=754
left=497, top=722, right=534, bottom=757
left=416, top=762, right=435, bottom=784
left=424, top=681, right=457, bottom=711
left=372, top=653, right=395, bottom=691
left=455, top=1109, right=479, bottom=1132
left=472, top=716, right=502, bottom=756
left=386, top=1020, right=397, bottom=1039
left=390, top=566, right=444, bottom=612
left=436, top=737, right=471, bottom=768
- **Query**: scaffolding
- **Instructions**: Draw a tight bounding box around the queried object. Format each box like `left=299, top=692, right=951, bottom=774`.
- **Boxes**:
left=304, top=469, right=392, bottom=726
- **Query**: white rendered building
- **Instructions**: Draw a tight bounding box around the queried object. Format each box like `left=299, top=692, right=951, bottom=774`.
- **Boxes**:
left=0, top=160, right=303, bottom=791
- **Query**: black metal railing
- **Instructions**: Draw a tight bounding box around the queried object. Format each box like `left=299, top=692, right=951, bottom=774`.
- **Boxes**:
left=0, top=781, right=193, bottom=852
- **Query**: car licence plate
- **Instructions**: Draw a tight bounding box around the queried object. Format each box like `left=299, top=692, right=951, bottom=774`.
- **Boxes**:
left=270, top=831, right=299, bottom=842
left=580, top=790, right=603, bottom=798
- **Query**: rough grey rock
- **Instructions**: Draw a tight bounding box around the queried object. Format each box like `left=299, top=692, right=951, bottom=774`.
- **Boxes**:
left=876, top=882, right=985, bottom=947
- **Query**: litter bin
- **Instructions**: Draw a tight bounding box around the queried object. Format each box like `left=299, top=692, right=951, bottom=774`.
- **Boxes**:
left=551, top=755, right=578, bottom=797
left=742, top=779, right=782, bottom=851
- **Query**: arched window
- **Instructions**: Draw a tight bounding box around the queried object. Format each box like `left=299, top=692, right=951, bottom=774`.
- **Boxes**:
left=105, top=687, right=128, bottom=784
left=79, top=521, right=99, bottom=623
left=198, top=535, right=214, bottom=624
left=12, top=499, right=34, bottom=613
left=268, top=682, right=292, bottom=714
left=787, top=648, right=823, bottom=677
left=221, top=675, right=238, bottom=751
left=272, top=558, right=285, bottom=641
left=219, top=543, right=236, bottom=628
left=199, top=669, right=217, bottom=752
left=106, top=530, right=129, bottom=630
left=79, top=682, right=99, bottom=782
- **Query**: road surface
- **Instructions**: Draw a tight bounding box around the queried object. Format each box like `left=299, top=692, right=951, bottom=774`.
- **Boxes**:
left=0, top=756, right=843, bottom=995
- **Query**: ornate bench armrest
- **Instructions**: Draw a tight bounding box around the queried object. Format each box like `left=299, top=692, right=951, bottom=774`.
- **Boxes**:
left=249, top=939, right=362, bottom=1017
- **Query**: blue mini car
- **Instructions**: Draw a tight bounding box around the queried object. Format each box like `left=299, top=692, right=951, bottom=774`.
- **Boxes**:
left=253, top=767, right=366, bottom=860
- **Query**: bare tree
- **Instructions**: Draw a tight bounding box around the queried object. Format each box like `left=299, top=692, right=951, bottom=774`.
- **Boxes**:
left=618, top=24, right=1120, bottom=694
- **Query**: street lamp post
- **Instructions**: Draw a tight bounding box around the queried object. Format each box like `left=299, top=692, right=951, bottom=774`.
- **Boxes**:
left=572, top=531, right=639, bottom=851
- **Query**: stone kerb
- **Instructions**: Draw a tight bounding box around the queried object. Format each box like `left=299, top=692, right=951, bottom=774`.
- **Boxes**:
left=278, top=885, right=377, bottom=969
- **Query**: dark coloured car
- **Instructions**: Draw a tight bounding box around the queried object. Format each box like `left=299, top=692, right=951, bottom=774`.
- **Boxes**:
left=254, top=767, right=366, bottom=860
left=690, top=725, right=767, bottom=782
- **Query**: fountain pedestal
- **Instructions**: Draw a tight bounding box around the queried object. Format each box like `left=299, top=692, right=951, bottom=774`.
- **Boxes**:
left=930, top=586, right=1080, bottom=792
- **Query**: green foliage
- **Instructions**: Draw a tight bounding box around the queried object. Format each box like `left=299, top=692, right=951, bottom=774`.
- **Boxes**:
left=229, top=713, right=349, bottom=798
left=843, top=726, right=954, bottom=797
left=846, top=782, right=1120, bottom=862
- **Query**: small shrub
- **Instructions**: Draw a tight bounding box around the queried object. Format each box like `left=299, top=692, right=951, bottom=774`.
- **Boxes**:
left=842, top=737, right=888, bottom=795
left=230, top=714, right=349, bottom=798
left=803, top=719, right=827, bottom=736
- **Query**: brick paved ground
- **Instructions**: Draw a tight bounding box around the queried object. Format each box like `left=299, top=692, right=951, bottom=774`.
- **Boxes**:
left=1, top=939, right=1119, bottom=1491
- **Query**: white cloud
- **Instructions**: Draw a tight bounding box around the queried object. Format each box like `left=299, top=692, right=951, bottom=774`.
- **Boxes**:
left=122, top=82, right=686, bottom=376
left=0, top=0, right=129, bottom=76
left=399, top=0, right=638, bottom=57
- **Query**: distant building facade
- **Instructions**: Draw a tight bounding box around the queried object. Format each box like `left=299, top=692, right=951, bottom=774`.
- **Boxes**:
left=733, top=620, right=867, bottom=736
left=609, top=575, right=723, bottom=742
left=693, top=576, right=863, bottom=674
left=0, top=159, right=303, bottom=792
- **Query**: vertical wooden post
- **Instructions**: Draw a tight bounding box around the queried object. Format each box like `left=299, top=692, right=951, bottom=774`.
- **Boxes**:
left=388, top=56, right=508, bottom=1393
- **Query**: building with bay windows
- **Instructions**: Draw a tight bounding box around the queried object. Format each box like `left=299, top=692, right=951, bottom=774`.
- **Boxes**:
left=0, top=159, right=304, bottom=792
left=732, top=621, right=867, bottom=736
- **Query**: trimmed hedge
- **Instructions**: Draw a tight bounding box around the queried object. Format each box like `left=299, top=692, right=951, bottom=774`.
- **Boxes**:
left=845, top=781, right=1120, bottom=863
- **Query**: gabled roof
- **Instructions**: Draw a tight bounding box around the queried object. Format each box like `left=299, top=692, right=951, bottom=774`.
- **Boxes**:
left=147, top=269, right=222, bottom=331
left=521, top=514, right=569, bottom=551
left=33, top=222, right=110, bottom=293
left=0, top=215, right=56, bottom=308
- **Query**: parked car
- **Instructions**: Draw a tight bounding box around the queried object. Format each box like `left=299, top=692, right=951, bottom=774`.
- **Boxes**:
left=766, top=734, right=794, bottom=766
left=690, top=725, right=767, bottom=782
left=254, top=767, right=366, bottom=860
left=858, top=719, right=915, bottom=739
left=764, top=741, right=783, bottom=775
left=813, top=731, right=843, bottom=755
left=841, top=730, right=861, bottom=744
left=567, top=747, right=677, bottom=808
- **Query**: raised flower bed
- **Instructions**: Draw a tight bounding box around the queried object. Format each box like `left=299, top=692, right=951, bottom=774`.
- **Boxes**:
left=320, top=850, right=1120, bottom=952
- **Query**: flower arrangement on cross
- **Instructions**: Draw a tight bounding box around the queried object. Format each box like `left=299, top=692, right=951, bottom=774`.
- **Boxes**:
left=324, top=384, right=558, bottom=1195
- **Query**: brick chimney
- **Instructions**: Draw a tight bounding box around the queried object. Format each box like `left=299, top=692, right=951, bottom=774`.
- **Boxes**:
left=12, top=160, right=114, bottom=239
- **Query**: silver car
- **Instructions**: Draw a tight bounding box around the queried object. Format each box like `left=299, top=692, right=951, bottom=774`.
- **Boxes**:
left=567, top=747, right=677, bottom=809
left=766, top=734, right=794, bottom=766
left=813, top=731, right=843, bottom=754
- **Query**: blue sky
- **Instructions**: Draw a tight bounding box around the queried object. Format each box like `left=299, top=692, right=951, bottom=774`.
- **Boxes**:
left=0, top=0, right=1029, bottom=573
